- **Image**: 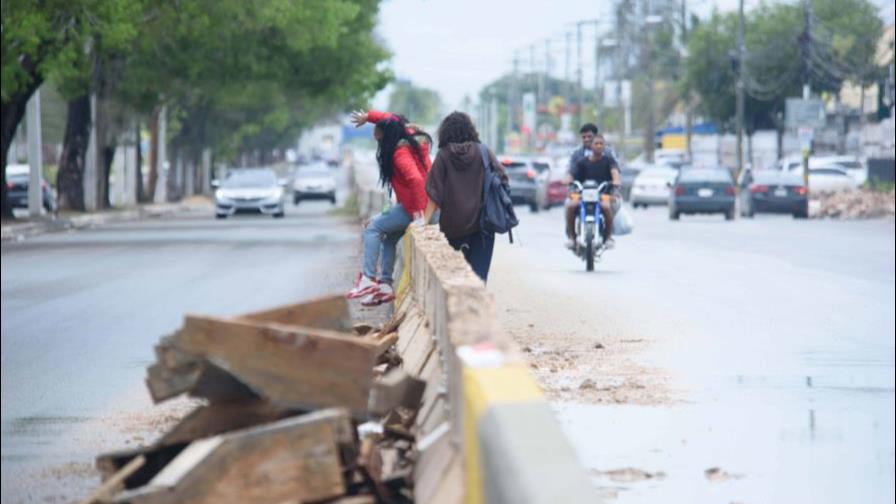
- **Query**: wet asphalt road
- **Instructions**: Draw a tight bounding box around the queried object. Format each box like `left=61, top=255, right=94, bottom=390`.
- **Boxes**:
left=491, top=204, right=895, bottom=503
left=1, top=193, right=362, bottom=502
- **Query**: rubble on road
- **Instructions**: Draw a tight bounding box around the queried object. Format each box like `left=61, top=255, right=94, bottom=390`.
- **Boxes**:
left=811, top=188, right=896, bottom=219
left=86, top=294, right=421, bottom=504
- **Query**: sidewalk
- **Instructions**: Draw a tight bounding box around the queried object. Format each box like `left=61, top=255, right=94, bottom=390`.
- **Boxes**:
left=1, top=197, right=213, bottom=242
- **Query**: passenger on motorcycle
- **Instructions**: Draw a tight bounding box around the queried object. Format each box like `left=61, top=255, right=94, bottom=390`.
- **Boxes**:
left=565, top=134, right=622, bottom=249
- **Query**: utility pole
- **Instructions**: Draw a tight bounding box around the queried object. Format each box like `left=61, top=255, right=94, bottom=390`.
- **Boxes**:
left=565, top=31, right=572, bottom=113
left=735, top=0, right=745, bottom=179
left=593, top=26, right=600, bottom=125
left=576, top=22, right=584, bottom=127
left=26, top=89, right=43, bottom=217
left=682, top=0, right=693, bottom=160
left=84, top=93, right=98, bottom=211
left=643, top=0, right=656, bottom=163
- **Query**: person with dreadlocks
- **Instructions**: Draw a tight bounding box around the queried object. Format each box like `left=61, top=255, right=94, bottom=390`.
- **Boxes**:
left=346, top=109, right=433, bottom=306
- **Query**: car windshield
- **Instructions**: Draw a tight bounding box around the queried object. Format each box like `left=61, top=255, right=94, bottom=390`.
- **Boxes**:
left=752, top=171, right=798, bottom=184
left=502, top=161, right=528, bottom=170
left=680, top=169, right=732, bottom=183
left=640, top=168, right=676, bottom=179
left=297, top=170, right=329, bottom=179
left=811, top=167, right=848, bottom=176
left=221, top=170, right=277, bottom=188
left=533, top=162, right=550, bottom=173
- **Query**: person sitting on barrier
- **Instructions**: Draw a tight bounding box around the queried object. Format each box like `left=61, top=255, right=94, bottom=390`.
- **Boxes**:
left=346, top=109, right=432, bottom=306
left=423, top=111, right=506, bottom=282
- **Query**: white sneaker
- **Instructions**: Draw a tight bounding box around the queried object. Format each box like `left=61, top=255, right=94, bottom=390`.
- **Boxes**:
left=565, top=239, right=576, bottom=250
left=604, top=238, right=616, bottom=250
left=347, top=273, right=378, bottom=299
left=362, top=282, right=396, bottom=306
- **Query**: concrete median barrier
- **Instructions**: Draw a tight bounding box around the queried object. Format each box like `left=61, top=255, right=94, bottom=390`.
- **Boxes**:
left=379, top=190, right=598, bottom=503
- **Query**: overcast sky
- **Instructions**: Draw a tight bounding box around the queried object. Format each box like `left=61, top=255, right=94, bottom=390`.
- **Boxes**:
left=373, top=0, right=894, bottom=111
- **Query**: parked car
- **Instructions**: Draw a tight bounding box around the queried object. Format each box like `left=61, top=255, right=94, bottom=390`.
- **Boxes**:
left=807, top=165, right=857, bottom=193
left=213, top=168, right=286, bottom=218
left=5, top=163, right=57, bottom=213
left=499, top=155, right=543, bottom=212
left=534, top=159, right=568, bottom=210
left=292, top=164, right=336, bottom=205
left=739, top=169, right=808, bottom=218
left=810, top=156, right=866, bottom=186
left=630, top=165, right=678, bottom=208
left=669, top=167, right=737, bottom=220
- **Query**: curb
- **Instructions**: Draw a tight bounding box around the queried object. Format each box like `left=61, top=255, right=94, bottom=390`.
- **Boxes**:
left=1, top=202, right=212, bottom=242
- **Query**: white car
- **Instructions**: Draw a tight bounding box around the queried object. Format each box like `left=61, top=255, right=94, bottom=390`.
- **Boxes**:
left=293, top=165, right=337, bottom=205
left=779, top=155, right=867, bottom=186
left=213, top=168, right=287, bottom=218
left=630, top=166, right=678, bottom=207
left=807, top=166, right=857, bottom=193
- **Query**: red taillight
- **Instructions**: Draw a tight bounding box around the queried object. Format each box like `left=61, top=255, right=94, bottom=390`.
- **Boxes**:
left=793, top=186, right=807, bottom=196
left=751, top=184, right=769, bottom=193
left=725, top=186, right=736, bottom=196
left=5, top=181, right=13, bottom=189
left=527, top=168, right=536, bottom=179
left=674, top=185, right=685, bottom=196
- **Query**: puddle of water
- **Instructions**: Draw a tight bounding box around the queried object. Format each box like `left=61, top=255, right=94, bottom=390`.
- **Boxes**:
left=553, top=380, right=895, bottom=504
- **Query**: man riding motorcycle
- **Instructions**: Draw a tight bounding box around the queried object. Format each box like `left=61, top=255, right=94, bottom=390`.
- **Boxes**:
left=565, top=134, right=621, bottom=250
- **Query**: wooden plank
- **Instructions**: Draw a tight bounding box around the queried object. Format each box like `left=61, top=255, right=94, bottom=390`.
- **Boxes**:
left=368, top=332, right=399, bottom=357
left=154, top=334, right=199, bottom=370
left=116, top=409, right=352, bottom=504
left=80, top=455, right=145, bottom=504
left=145, top=360, right=256, bottom=405
left=176, top=315, right=378, bottom=416
left=369, top=368, right=426, bottom=417
left=158, top=399, right=291, bottom=446
left=237, top=294, right=351, bottom=332
left=145, top=363, right=200, bottom=403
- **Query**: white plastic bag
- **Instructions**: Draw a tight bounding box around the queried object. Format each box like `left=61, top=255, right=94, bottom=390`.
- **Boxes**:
left=613, top=207, right=634, bottom=236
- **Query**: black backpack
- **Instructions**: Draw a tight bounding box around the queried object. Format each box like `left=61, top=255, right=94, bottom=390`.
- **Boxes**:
left=477, top=144, right=519, bottom=243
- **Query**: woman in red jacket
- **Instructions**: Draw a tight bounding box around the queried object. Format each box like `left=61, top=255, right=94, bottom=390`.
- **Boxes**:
left=346, top=110, right=432, bottom=305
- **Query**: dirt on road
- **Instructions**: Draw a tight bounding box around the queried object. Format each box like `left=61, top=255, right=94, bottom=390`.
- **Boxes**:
left=491, top=260, right=677, bottom=406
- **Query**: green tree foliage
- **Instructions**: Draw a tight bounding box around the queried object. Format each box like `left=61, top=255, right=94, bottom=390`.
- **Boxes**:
left=1, top=0, right=139, bottom=216
left=685, top=0, right=884, bottom=133
left=386, top=80, right=443, bottom=126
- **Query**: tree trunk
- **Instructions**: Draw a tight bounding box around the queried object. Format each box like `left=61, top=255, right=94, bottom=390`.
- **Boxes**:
left=102, top=143, right=116, bottom=208
left=147, top=107, right=160, bottom=202
left=57, top=95, right=92, bottom=211
left=135, top=120, right=146, bottom=203
left=0, top=63, right=42, bottom=218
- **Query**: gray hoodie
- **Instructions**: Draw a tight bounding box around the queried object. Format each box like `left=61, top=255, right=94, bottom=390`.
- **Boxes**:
left=425, top=142, right=505, bottom=240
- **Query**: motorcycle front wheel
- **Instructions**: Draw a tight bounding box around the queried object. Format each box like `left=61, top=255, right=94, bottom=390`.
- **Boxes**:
left=585, top=229, right=595, bottom=272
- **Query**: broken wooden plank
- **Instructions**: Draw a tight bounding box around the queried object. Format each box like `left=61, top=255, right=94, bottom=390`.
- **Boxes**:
left=367, top=332, right=399, bottom=357
left=237, top=294, right=351, bottom=332
left=81, top=455, right=145, bottom=504
left=145, top=360, right=256, bottom=404
left=158, top=399, right=291, bottom=446
left=176, top=315, right=379, bottom=416
left=369, top=368, right=427, bottom=417
left=154, top=334, right=199, bottom=370
left=115, top=409, right=352, bottom=504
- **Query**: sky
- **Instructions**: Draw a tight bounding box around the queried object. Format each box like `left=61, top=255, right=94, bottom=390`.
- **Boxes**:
left=373, top=0, right=894, bottom=111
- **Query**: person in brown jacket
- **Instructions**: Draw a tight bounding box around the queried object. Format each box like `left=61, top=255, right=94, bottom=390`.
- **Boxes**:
left=423, top=112, right=505, bottom=282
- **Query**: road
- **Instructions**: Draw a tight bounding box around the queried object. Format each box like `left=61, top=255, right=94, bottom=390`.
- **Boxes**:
left=1, top=191, right=363, bottom=502
left=490, top=204, right=895, bottom=503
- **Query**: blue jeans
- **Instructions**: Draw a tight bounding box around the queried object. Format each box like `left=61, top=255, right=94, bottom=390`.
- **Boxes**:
left=448, top=232, right=495, bottom=283
left=363, top=204, right=412, bottom=284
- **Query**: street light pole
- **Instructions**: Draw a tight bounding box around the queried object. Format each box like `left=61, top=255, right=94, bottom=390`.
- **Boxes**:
left=735, top=0, right=746, bottom=178
left=643, top=2, right=656, bottom=163
left=576, top=22, right=584, bottom=127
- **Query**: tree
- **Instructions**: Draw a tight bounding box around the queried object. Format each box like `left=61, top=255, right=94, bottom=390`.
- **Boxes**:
left=1, top=0, right=138, bottom=216
left=387, top=80, right=443, bottom=126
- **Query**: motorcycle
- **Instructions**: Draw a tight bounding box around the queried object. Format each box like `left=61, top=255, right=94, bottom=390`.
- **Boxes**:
left=568, top=180, right=612, bottom=272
